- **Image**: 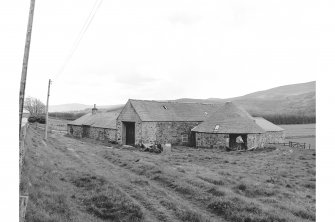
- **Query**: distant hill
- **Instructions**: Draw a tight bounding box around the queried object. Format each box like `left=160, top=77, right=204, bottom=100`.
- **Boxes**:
left=50, top=81, right=315, bottom=116
left=175, top=81, right=315, bottom=116
left=49, top=103, right=123, bottom=113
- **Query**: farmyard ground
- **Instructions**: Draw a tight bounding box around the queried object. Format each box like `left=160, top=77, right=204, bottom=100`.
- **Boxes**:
left=20, top=127, right=315, bottom=222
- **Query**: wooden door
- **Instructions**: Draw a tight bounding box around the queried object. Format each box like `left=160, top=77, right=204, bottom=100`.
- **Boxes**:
left=125, top=122, right=135, bottom=145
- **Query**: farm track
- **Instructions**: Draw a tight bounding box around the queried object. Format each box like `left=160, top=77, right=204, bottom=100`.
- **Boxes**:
left=46, top=129, right=222, bottom=222
left=22, top=127, right=315, bottom=222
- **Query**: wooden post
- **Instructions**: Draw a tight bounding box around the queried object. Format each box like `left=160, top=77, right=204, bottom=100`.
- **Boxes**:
left=45, top=79, right=51, bottom=140
left=19, top=0, right=36, bottom=139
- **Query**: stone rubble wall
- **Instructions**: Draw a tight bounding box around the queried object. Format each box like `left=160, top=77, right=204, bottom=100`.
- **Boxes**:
left=67, top=125, right=83, bottom=138
left=67, top=124, right=116, bottom=142
left=247, top=133, right=266, bottom=149
left=141, top=122, right=157, bottom=144
left=195, top=132, right=229, bottom=148
left=155, top=121, right=201, bottom=145
left=264, top=131, right=285, bottom=144
left=89, top=127, right=117, bottom=142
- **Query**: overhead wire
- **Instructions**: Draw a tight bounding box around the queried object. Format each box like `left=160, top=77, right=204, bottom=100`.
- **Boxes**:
left=54, top=0, right=104, bottom=81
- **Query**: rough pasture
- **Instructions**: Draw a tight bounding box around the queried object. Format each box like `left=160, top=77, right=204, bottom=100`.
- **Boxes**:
left=20, top=127, right=315, bottom=222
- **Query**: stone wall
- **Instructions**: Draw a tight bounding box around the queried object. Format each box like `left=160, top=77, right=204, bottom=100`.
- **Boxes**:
left=89, top=127, right=117, bottom=142
left=67, top=124, right=116, bottom=142
left=155, top=121, right=201, bottom=145
left=195, top=132, right=229, bottom=148
left=247, top=134, right=266, bottom=149
left=116, top=101, right=142, bottom=145
left=67, top=125, right=83, bottom=138
left=106, top=128, right=117, bottom=142
left=141, top=122, right=157, bottom=144
left=264, top=131, right=285, bottom=144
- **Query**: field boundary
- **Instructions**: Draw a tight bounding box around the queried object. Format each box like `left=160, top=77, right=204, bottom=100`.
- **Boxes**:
left=269, top=141, right=312, bottom=149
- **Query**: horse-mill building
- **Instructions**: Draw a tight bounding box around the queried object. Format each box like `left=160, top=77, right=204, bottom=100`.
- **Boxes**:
left=67, top=100, right=285, bottom=149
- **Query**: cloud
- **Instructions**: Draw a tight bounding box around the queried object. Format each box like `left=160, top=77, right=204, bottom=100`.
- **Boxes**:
left=168, top=12, right=202, bottom=25
left=114, top=73, right=158, bottom=86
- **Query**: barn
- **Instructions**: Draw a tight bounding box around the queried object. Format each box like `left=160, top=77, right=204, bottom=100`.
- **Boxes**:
left=67, top=100, right=285, bottom=150
left=116, top=99, right=220, bottom=146
left=191, top=102, right=267, bottom=149
left=67, top=105, right=118, bottom=142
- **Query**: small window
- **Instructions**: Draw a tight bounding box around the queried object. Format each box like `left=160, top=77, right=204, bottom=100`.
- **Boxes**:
left=182, top=134, right=188, bottom=143
left=214, top=125, right=220, bottom=132
left=162, top=105, right=168, bottom=110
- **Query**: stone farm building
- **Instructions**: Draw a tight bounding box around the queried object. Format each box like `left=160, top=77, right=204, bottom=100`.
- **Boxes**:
left=67, top=100, right=284, bottom=149
left=191, top=102, right=285, bottom=149
left=67, top=105, right=119, bottom=142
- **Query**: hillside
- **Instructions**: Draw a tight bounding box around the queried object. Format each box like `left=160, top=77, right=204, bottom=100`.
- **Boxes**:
left=176, top=81, right=316, bottom=116
left=49, top=81, right=315, bottom=116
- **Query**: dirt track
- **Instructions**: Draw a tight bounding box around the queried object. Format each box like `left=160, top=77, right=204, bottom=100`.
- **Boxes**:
left=21, top=127, right=315, bottom=222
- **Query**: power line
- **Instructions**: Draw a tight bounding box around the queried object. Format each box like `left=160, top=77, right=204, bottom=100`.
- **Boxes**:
left=54, top=0, right=104, bottom=80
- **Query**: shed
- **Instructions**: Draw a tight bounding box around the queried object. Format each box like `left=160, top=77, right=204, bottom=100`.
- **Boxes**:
left=191, top=102, right=266, bottom=149
left=67, top=107, right=119, bottom=142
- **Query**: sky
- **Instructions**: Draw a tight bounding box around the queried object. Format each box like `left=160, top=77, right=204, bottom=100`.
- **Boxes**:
left=1, top=1, right=335, bottom=217
left=2, top=0, right=334, bottom=105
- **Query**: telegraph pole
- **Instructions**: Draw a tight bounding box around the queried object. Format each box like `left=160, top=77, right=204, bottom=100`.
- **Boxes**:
left=19, top=0, right=36, bottom=139
left=45, top=79, right=51, bottom=140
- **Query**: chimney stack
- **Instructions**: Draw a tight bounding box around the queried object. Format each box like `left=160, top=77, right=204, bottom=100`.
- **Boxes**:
left=92, top=104, right=98, bottom=115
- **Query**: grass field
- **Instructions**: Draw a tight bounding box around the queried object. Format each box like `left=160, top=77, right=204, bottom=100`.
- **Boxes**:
left=20, top=127, right=315, bottom=222
left=280, top=124, right=316, bottom=149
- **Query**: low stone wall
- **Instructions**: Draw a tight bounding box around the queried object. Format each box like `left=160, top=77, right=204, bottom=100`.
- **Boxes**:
left=195, top=132, right=229, bottom=148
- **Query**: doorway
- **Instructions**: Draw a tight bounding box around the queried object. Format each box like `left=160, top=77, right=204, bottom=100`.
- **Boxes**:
left=189, top=131, right=196, bottom=147
left=229, top=134, right=247, bottom=150
left=82, top=125, right=90, bottom=138
left=123, top=122, right=135, bottom=145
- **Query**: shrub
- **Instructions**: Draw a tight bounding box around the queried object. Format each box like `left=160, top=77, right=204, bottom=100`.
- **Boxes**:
left=28, top=116, right=37, bottom=123
left=36, top=115, right=46, bottom=124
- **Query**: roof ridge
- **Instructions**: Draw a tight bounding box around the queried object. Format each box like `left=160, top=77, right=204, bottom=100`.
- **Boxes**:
left=129, top=99, right=218, bottom=105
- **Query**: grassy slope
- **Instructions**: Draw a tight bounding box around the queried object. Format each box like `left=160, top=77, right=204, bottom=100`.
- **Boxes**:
left=21, top=127, right=315, bottom=222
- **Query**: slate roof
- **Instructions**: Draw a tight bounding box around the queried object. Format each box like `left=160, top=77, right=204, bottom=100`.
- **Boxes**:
left=68, top=112, right=119, bottom=129
left=129, top=99, right=220, bottom=122
left=253, top=117, right=284, bottom=132
left=191, top=102, right=265, bottom=134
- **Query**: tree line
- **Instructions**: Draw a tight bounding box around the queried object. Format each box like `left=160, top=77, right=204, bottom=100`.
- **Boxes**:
left=48, top=112, right=87, bottom=120
left=255, top=114, right=316, bottom=125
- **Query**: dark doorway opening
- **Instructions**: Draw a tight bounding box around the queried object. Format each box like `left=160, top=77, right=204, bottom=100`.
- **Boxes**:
left=124, top=122, right=135, bottom=145
left=229, top=134, right=247, bottom=150
left=190, top=131, right=196, bottom=147
left=82, top=125, right=90, bottom=138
